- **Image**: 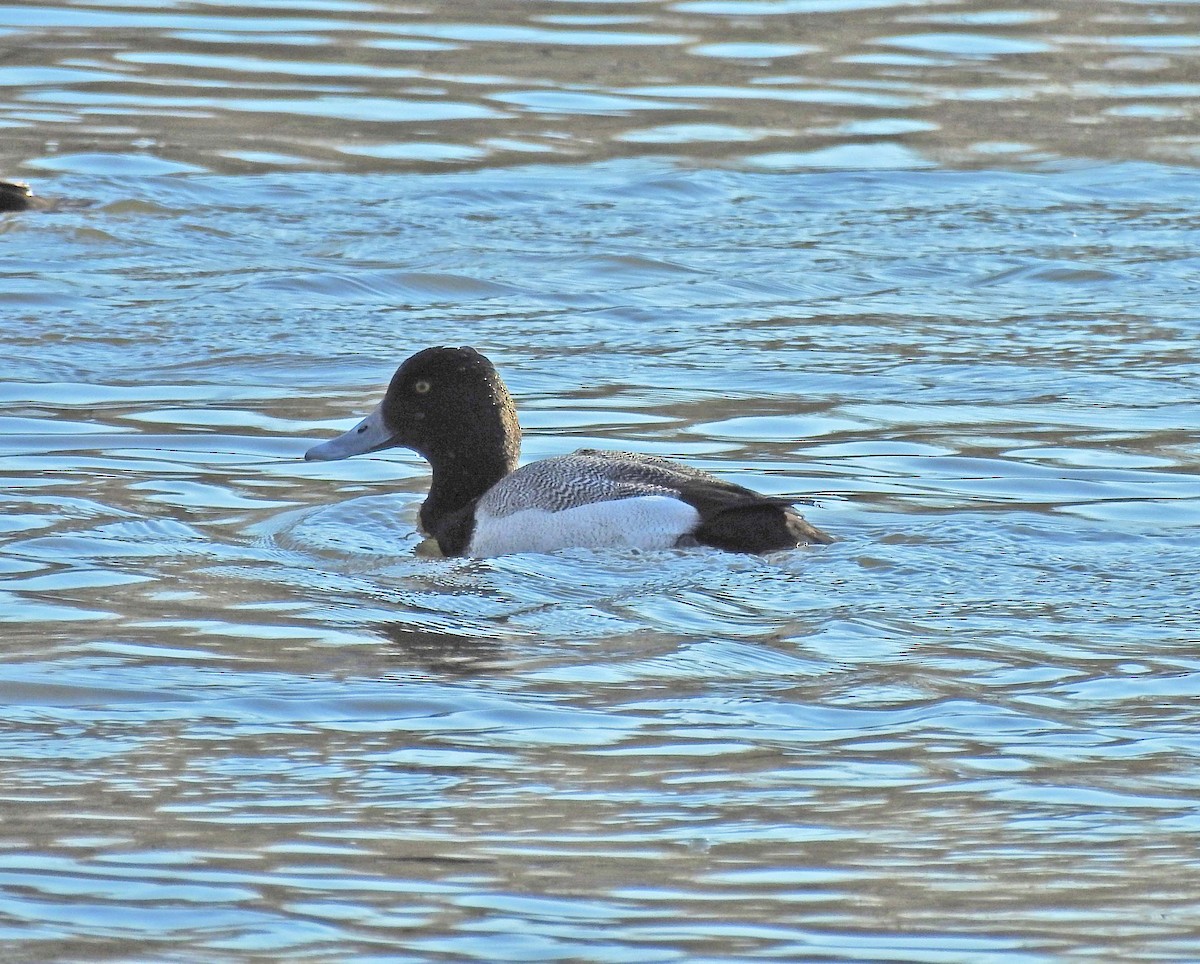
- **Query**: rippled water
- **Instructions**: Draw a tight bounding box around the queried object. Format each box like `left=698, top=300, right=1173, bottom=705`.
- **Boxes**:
left=3, top=0, right=1200, bottom=959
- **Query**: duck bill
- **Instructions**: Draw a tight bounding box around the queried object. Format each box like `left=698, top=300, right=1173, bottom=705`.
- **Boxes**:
left=305, top=402, right=397, bottom=461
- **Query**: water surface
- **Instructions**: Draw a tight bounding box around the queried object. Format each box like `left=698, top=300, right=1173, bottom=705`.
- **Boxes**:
left=2, top=0, right=1200, bottom=960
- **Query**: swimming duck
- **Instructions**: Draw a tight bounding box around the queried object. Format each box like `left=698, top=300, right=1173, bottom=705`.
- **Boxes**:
left=0, top=181, right=33, bottom=212
left=305, top=347, right=832, bottom=557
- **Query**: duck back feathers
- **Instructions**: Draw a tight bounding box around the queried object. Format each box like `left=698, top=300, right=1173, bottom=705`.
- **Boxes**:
left=436, top=449, right=831, bottom=556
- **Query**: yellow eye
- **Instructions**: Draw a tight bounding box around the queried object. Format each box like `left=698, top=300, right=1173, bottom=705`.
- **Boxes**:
left=413, top=379, right=432, bottom=394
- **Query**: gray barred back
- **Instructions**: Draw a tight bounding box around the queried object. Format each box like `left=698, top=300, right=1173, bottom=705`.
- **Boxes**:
left=477, top=449, right=730, bottom=518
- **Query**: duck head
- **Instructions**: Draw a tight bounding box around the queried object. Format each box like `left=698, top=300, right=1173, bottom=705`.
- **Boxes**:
left=304, top=346, right=521, bottom=475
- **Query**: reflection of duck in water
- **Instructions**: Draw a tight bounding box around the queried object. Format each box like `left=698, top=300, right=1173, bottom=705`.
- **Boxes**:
left=305, top=346, right=832, bottom=558
left=0, top=181, right=34, bottom=211
left=374, top=621, right=507, bottom=675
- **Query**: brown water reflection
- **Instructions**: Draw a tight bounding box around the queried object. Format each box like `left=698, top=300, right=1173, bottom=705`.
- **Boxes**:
left=3, top=0, right=1200, bottom=960
left=2, top=0, right=1198, bottom=175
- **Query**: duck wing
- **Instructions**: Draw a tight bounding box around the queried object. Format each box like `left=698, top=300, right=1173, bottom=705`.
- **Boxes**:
left=476, top=451, right=682, bottom=517
left=478, top=450, right=831, bottom=552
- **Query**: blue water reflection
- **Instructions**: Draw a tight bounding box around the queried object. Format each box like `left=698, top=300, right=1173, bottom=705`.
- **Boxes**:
left=1, top=0, right=1199, bottom=958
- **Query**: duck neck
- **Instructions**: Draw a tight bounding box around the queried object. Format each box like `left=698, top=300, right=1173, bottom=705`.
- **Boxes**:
left=419, top=441, right=517, bottom=536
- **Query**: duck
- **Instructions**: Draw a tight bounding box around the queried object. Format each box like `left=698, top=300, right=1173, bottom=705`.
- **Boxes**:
left=304, top=346, right=832, bottom=557
left=0, top=181, right=33, bottom=212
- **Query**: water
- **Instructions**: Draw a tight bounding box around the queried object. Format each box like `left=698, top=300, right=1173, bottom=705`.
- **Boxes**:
left=3, top=0, right=1200, bottom=959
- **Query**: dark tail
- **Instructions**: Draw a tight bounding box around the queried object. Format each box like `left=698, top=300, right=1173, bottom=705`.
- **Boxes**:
left=694, top=502, right=833, bottom=553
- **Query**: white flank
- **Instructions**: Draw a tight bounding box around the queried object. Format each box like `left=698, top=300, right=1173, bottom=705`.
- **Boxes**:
left=466, top=495, right=701, bottom=557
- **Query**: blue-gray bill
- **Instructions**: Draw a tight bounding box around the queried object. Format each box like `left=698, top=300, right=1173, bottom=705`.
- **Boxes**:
left=304, top=402, right=394, bottom=461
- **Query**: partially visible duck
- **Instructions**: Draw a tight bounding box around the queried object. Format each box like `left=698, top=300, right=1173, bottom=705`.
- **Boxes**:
left=0, top=181, right=82, bottom=212
left=0, top=181, right=33, bottom=212
left=305, top=347, right=832, bottom=557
